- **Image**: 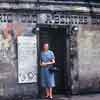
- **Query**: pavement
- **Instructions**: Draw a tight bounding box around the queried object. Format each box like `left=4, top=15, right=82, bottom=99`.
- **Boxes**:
left=1, top=94, right=100, bottom=100
left=37, top=94, right=100, bottom=100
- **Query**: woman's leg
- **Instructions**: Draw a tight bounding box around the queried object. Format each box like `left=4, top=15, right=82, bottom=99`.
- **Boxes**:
left=46, top=88, right=49, bottom=97
left=46, top=88, right=53, bottom=98
left=49, top=88, right=53, bottom=98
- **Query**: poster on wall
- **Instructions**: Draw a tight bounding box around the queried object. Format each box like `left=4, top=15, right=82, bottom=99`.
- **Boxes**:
left=18, top=36, right=37, bottom=83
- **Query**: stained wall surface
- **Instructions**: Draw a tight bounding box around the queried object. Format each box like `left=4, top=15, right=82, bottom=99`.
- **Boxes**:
left=77, top=24, right=100, bottom=93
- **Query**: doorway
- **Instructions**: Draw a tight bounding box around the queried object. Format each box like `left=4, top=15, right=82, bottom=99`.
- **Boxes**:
left=38, top=25, right=71, bottom=95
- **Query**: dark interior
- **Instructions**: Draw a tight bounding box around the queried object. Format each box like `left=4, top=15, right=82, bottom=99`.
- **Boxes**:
left=39, top=26, right=67, bottom=94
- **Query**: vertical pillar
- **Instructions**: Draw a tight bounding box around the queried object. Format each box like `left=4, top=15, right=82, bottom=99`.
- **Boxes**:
left=64, top=25, right=72, bottom=96
left=35, top=27, right=42, bottom=98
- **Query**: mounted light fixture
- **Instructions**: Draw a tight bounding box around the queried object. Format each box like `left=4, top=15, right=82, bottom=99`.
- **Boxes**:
left=36, top=27, right=40, bottom=31
left=32, top=26, right=40, bottom=35
left=71, top=26, right=79, bottom=34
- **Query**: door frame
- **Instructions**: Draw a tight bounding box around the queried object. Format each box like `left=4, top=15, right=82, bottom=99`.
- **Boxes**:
left=36, top=24, right=72, bottom=97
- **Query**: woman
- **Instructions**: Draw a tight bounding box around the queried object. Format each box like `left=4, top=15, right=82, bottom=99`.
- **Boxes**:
left=40, top=43, right=55, bottom=99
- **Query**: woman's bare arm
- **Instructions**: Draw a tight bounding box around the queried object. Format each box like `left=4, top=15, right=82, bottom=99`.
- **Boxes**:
left=40, top=61, right=47, bottom=67
left=45, top=59, right=55, bottom=65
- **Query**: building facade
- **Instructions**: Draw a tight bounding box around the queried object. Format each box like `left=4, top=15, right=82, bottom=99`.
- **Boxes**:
left=0, top=0, right=100, bottom=99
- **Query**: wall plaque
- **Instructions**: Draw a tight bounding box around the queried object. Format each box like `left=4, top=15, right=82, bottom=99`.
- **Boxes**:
left=18, top=36, right=37, bottom=83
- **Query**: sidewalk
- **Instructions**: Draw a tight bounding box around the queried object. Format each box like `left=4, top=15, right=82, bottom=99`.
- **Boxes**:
left=38, top=94, right=100, bottom=100
left=1, top=94, right=100, bottom=100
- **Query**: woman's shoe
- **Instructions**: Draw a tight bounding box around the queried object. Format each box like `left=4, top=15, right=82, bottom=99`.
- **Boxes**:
left=45, top=96, right=49, bottom=99
left=49, top=96, right=53, bottom=100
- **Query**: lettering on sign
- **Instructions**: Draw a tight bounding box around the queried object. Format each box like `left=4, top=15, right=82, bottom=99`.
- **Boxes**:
left=39, top=14, right=100, bottom=25
left=0, top=13, right=100, bottom=25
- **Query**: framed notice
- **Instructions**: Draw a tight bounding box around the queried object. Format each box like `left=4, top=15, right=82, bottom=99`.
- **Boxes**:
left=18, top=36, right=37, bottom=83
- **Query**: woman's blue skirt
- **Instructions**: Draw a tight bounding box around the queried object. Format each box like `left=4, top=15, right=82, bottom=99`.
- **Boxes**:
left=41, top=67, right=55, bottom=88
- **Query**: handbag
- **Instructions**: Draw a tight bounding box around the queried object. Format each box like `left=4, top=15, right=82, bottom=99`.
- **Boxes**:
left=48, top=64, right=59, bottom=73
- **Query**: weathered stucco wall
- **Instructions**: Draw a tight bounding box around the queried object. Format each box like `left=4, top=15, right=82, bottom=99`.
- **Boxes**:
left=77, top=24, right=100, bottom=93
left=0, top=22, right=38, bottom=98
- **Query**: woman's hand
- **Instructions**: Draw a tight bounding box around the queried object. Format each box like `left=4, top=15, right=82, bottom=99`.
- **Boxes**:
left=40, top=59, right=55, bottom=67
left=40, top=62, right=47, bottom=67
left=46, top=59, right=55, bottom=65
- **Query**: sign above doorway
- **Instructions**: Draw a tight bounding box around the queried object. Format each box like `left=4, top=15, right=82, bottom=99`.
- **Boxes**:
left=0, top=13, right=99, bottom=25
left=38, top=13, right=100, bottom=25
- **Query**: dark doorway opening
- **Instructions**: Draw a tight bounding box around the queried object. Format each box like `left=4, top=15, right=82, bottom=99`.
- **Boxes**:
left=38, top=25, right=71, bottom=95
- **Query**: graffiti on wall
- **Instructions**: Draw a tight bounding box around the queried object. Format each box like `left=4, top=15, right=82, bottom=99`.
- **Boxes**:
left=0, top=23, right=16, bottom=65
